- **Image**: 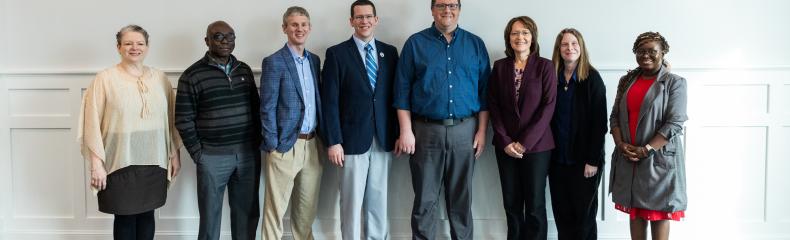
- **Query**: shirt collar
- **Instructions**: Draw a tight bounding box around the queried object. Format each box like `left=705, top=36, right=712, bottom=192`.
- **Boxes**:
left=286, top=43, right=310, bottom=62
left=560, top=66, right=579, bottom=83
left=570, top=70, right=578, bottom=82
left=206, top=52, right=234, bottom=67
left=352, top=35, right=376, bottom=52
left=429, top=22, right=461, bottom=41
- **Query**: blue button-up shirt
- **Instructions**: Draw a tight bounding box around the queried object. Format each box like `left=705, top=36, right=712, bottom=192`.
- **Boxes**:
left=393, top=23, right=491, bottom=120
left=286, top=43, right=317, bottom=134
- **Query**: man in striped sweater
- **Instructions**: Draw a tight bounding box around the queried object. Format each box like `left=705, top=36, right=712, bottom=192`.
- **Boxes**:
left=175, top=21, right=261, bottom=240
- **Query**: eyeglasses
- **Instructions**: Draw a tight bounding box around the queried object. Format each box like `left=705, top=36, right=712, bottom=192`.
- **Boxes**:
left=433, top=3, right=461, bottom=10
left=353, top=14, right=376, bottom=21
left=510, top=31, right=531, bottom=37
left=212, top=32, right=236, bottom=42
left=635, top=48, right=660, bottom=57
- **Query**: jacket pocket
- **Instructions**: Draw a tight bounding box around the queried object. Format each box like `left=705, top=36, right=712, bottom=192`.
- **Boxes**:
left=653, top=144, right=676, bottom=169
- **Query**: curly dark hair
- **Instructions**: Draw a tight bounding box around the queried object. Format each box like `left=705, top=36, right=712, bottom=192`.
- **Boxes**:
left=632, top=31, right=669, bottom=54
left=617, top=32, right=672, bottom=97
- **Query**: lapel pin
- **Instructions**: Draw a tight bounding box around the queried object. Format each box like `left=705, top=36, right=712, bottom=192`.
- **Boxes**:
left=379, top=52, right=385, bottom=58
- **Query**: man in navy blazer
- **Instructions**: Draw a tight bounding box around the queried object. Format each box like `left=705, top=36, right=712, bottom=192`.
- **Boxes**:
left=320, top=1, right=398, bottom=239
left=259, top=6, right=323, bottom=240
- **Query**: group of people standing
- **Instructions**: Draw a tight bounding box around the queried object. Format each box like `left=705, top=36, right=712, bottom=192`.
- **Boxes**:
left=77, top=0, right=688, bottom=240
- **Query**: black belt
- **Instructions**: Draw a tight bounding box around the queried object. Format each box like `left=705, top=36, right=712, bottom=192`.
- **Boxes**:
left=413, top=115, right=472, bottom=126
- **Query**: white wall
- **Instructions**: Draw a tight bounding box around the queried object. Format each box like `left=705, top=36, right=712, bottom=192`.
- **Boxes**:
left=0, top=0, right=7, bottom=69
left=1, top=0, right=790, bottom=239
left=1, top=0, right=10, bottom=234
left=2, top=0, right=789, bottom=71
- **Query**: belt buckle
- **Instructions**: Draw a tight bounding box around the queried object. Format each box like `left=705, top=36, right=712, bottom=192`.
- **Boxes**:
left=442, top=118, right=455, bottom=126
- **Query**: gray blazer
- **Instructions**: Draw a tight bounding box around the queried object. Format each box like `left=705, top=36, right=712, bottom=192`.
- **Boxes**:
left=608, top=66, right=688, bottom=212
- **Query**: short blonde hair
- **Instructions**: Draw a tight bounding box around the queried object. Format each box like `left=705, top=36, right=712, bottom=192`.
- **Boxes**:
left=282, top=6, right=310, bottom=26
left=116, top=24, right=149, bottom=46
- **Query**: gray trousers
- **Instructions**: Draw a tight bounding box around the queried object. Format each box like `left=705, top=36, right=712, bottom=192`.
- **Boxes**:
left=340, top=139, right=392, bottom=240
left=195, top=150, right=261, bottom=240
left=410, top=118, right=477, bottom=240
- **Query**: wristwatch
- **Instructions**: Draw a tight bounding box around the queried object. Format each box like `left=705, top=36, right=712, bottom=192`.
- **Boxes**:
left=645, top=144, right=656, bottom=157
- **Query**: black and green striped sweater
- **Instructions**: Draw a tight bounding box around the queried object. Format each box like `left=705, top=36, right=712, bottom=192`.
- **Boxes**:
left=175, top=53, right=261, bottom=160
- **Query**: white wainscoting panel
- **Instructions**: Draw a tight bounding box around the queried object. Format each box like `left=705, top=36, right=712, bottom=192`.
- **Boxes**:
left=11, top=128, right=75, bottom=219
left=2, top=67, right=790, bottom=239
left=686, top=126, right=767, bottom=221
left=773, top=127, right=790, bottom=224
left=698, top=84, right=768, bottom=120
left=8, top=89, right=71, bottom=117
left=0, top=74, right=10, bottom=238
left=779, top=84, right=790, bottom=117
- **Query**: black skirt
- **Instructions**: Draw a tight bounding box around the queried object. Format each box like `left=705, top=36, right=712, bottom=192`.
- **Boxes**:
left=97, top=165, right=168, bottom=215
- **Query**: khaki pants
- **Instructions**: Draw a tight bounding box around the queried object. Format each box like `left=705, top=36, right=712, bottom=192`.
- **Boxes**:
left=262, top=138, right=323, bottom=240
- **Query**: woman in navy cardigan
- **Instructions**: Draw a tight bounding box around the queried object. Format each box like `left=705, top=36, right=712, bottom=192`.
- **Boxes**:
left=487, top=16, right=557, bottom=240
left=548, top=28, right=608, bottom=240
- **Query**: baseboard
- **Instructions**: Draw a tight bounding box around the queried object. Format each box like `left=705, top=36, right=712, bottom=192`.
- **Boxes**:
left=3, top=230, right=790, bottom=240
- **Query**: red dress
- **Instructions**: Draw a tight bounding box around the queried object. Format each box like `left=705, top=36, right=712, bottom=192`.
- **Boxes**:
left=615, top=75, right=685, bottom=221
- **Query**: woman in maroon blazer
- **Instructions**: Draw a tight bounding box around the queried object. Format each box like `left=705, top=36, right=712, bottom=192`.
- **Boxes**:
left=488, top=16, right=557, bottom=240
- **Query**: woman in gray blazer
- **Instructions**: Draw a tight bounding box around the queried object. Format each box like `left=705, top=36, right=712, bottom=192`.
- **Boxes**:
left=609, top=32, right=688, bottom=240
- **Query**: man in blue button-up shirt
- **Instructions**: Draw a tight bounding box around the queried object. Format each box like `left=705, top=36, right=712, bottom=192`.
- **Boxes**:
left=392, top=0, right=490, bottom=239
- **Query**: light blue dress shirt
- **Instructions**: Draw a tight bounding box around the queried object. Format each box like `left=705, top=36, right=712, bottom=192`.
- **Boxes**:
left=287, top=43, right=317, bottom=134
left=352, top=35, right=378, bottom=67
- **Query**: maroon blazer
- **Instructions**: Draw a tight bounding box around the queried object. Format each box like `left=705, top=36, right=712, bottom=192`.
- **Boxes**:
left=487, top=54, right=557, bottom=153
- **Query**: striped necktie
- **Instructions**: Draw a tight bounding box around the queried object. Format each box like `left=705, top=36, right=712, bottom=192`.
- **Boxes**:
left=365, top=43, right=378, bottom=90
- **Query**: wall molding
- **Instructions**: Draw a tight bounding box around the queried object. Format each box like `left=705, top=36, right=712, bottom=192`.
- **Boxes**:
left=3, top=65, right=790, bottom=76
left=3, top=65, right=790, bottom=239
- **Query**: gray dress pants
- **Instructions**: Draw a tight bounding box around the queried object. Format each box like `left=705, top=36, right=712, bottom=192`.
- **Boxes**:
left=410, top=117, right=477, bottom=240
left=195, top=150, right=261, bottom=240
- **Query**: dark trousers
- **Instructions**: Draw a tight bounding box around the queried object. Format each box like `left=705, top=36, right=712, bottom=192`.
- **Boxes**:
left=410, top=118, right=476, bottom=240
left=548, top=161, right=602, bottom=240
left=496, top=150, right=551, bottom=240
left=195, top=150, right=261, bottom=240
left=113, top=210, right=155, bottom=240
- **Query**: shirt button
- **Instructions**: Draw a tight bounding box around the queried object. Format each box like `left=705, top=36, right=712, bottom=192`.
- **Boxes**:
left=448, top=71, right=452, bottom=74
left=373, top=98, right=377, bottom=102
left=449, top=85, right=453, bottom=88
left=450, top=113, right=454, bottom=117
left=449, top=100, right=453, bottom=103
left=448, top=57, right=451, bottom=61
left=446, top=45, right=450, bottom=48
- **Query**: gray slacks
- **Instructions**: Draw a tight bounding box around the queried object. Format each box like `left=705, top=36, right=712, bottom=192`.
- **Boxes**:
left=195, top=150, right=261, bottom=240
left=340, top=139, right=393, bottom=240
left=410, top=118, right=477, bottom=240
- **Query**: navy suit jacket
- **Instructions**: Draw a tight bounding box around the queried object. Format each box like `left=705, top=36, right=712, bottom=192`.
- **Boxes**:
left=321, top=38, right=399, bottom=154
left=260, top=45, right=323, bottom=153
